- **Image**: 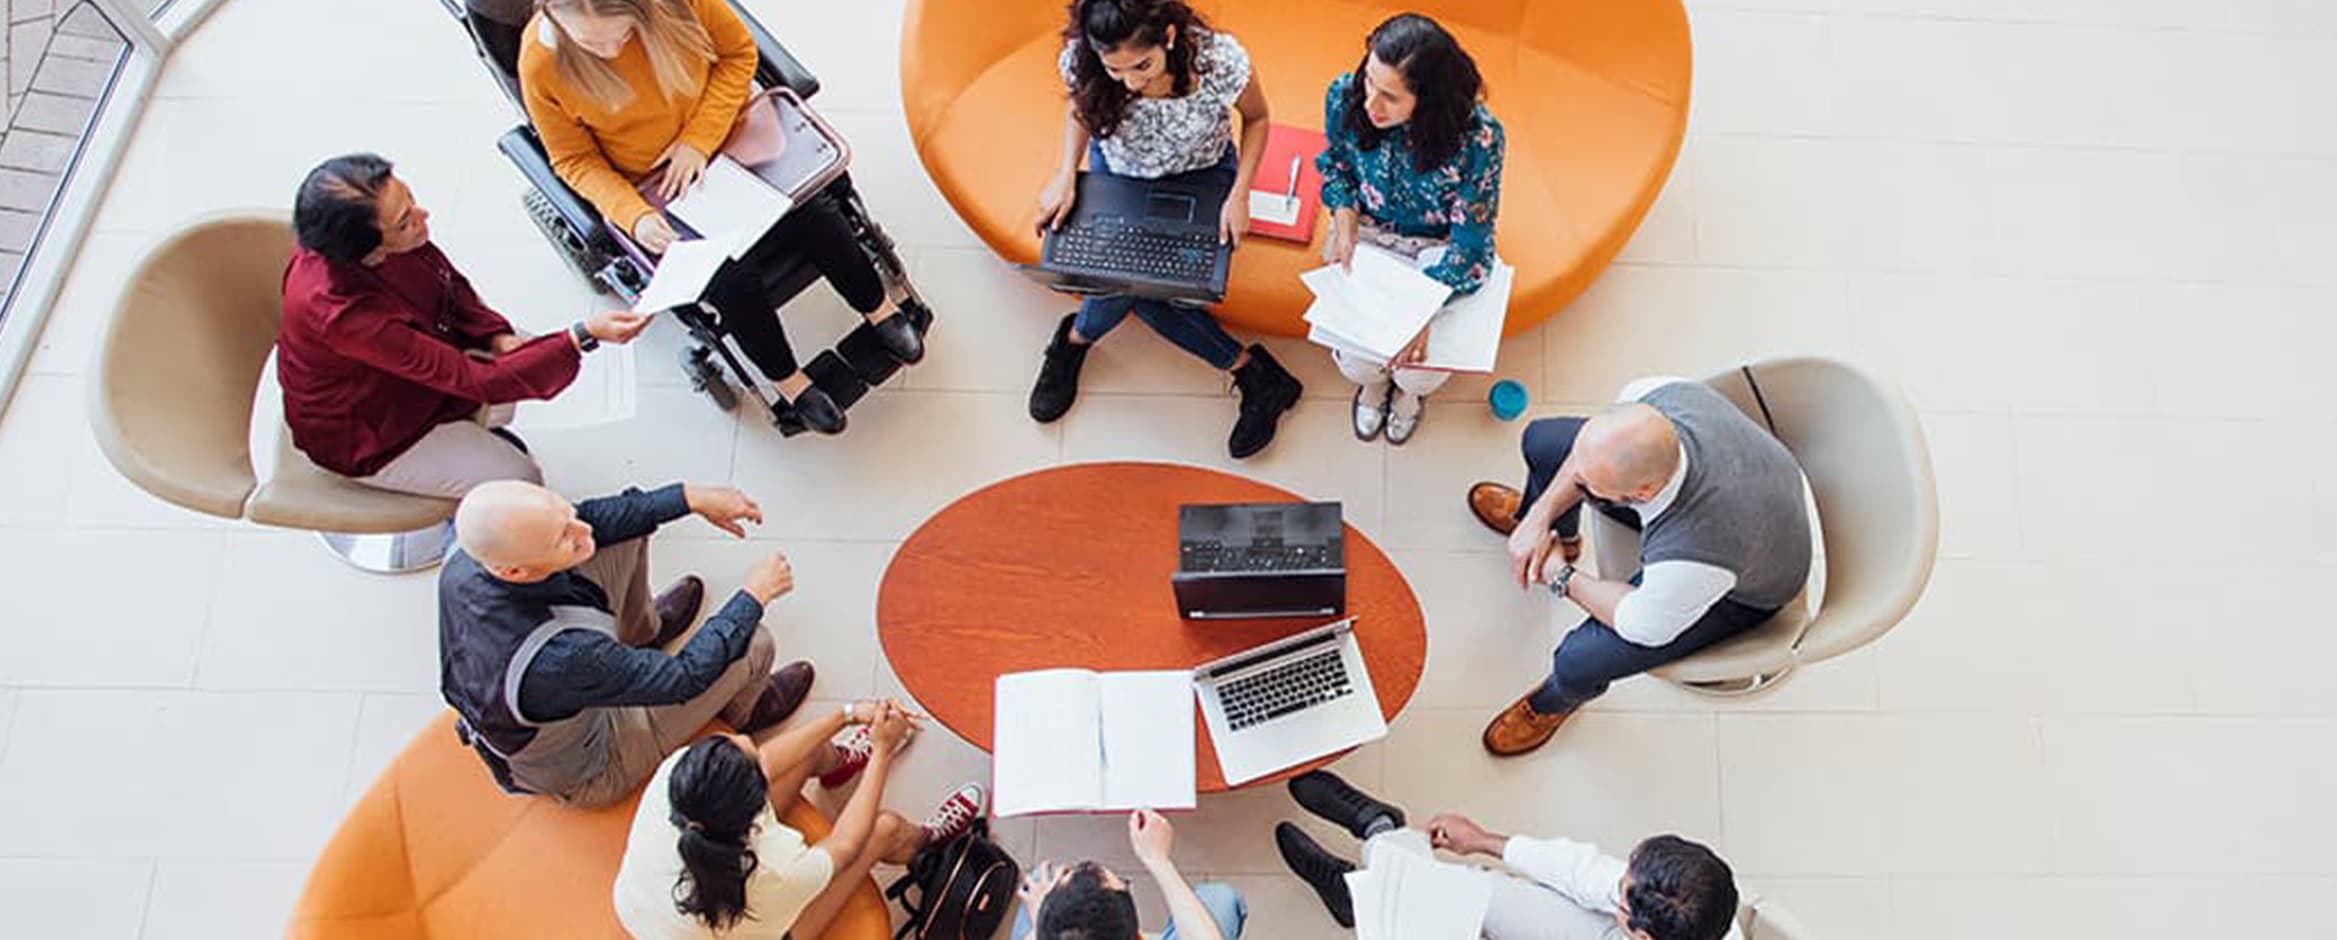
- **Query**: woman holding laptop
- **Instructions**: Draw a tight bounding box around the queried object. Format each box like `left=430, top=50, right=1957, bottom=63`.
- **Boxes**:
left=520, top=0, right=921, bottom=435
left=1317, top=13, right=1507, bottom=446
left=1028, top=0, right=1303, bottom=461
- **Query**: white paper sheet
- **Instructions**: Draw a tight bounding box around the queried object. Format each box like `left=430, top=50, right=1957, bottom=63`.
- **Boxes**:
left=665, top=156, right=794, bottom=257
left=1098, top=671, right=1198, bottom=811
left=631, top=237, right=732, bottom=315
left=1345, top=845, right=1494, bottom=940
left=1414, top=260, right=1514, bottom=373
left=1248, top=189, right=1302, bottom=227
left=1298, top=245, right=1451, bottom=360
left=993, top=670, right=1104, bottom=818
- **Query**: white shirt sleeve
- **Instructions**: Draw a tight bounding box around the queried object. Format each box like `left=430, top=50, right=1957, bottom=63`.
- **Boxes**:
left=1615, top=375, right=1693, bottom=404
left=1501, top=836, right=1628, bottom=914
left=1610, top=560, right=1737, bottom=647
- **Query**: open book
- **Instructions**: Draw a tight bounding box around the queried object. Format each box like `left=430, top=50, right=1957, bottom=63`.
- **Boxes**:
left=992, top=669, right=1197, bottom=818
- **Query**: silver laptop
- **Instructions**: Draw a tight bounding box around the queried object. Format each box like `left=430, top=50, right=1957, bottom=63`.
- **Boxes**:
left=1193, top=618, right=1387, bottom=786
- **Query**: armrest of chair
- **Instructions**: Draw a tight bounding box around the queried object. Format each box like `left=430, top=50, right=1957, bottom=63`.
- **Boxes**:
left=495, top=126, right=613, bottom=250
left=725, top=0, right=820, bottom=98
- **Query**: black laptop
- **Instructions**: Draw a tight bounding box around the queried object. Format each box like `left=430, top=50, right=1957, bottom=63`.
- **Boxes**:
left=1022, top=171, right=1233, bottom=303
left=1172, top=502, right=1346, bottom=620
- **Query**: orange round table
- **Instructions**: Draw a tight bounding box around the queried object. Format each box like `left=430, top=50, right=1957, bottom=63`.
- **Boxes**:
left=877, top=462, right=1425, bottom=793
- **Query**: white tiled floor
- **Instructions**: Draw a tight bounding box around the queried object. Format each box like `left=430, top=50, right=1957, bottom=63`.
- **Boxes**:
left=2, top=0, right=2334, bottom=936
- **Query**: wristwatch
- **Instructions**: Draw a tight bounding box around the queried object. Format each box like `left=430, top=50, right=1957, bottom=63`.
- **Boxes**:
left=1547, top=563, right=1577, bottom=599
left=569, top=321, right=600, bottom=352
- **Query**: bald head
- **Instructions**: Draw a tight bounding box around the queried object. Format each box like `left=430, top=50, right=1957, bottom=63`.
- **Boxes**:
left=455, top=481, right=590, bottom=577
left=1576, top=403, right=1681, bottom=500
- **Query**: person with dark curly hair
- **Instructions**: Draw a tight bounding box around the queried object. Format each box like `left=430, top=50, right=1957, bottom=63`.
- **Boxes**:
left=1027, top=0, right=1302, bottom=461
left=1011, top=809, right=1242, bottom=940
left=1317, top=13, right=1506, bottom=446
left=1273, top=770, right=1743, bottom=940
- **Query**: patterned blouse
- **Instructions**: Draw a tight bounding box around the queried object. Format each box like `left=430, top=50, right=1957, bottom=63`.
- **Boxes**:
left=1317, top=73, right=1506, bottom=292
left=1059, top=28, right=1251, bottom=179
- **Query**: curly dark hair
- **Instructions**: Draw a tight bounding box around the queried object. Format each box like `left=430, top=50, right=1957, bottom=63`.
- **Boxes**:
left=1063, top=0, right=1209, bottom=139
left=1624, top=835, right=1740, bottom=940
left=1337, top=13, right=1484, bottom=175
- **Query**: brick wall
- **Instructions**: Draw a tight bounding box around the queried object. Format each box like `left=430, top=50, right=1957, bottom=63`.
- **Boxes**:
left=1, top=1, right=124, bottom=290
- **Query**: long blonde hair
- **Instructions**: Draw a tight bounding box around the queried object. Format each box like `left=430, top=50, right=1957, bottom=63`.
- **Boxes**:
left=538, top=0, right=718, bottom=109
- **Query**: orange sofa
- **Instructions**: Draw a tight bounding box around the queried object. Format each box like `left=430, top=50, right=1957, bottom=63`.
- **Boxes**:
left=900, top=0, right=1691, bottom=338
left=288, top=713, right=892, bottom=939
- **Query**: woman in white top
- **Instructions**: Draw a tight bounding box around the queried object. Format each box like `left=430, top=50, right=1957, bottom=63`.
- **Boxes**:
left=612, top=700, right=986, bottom=939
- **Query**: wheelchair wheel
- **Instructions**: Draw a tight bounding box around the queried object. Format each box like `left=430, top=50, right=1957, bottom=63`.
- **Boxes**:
left=682, top=346, right=739, bottom=412
left=521, top=189, right=616, bottom=296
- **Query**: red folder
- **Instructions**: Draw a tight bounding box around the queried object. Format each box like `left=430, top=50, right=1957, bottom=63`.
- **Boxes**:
left=1248, top=124, right=1328, bottom=244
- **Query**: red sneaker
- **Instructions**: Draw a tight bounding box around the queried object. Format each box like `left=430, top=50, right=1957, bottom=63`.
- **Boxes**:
left=921, top=782, right=988, bottom=845
left=818, top=725, right=874, bottom=789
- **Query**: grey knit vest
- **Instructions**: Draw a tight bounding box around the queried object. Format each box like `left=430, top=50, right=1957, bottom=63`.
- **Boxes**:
left=1639, top=382, right=1813, bottom=610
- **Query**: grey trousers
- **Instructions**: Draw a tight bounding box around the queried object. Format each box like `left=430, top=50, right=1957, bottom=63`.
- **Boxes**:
left=559, top=537, right=779, bottom=809
left=355, top=405, right=541, bottom=500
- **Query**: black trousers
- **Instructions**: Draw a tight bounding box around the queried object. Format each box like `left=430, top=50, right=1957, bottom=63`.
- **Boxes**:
left=1514, top=416, right=1777, bottom=712
left=702, top=194, right=886, bottom=381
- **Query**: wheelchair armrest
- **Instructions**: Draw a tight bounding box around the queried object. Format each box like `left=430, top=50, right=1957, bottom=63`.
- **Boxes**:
left=725, top=0, right=820, bottom=99
left=495, top=126, right=613, bottom=248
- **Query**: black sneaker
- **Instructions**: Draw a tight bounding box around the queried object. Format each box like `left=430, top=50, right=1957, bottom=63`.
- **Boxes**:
left=787, top=385, right=847, bottom=435
left=1275, top=822, right=1356, bottom=928
left=1288, top=770, right=1404, bottom=840
left=1028, top=313, right=1090, bottom=423
left=1228, top=344, right=1301, bottom=459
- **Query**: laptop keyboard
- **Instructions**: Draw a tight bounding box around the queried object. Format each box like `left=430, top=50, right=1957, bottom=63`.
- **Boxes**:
left=1219, top=647, right=1356, bottom=731
left=1182, top=543, right=1337, bottom=573
left=1053, top=222, right=1219, bottom=282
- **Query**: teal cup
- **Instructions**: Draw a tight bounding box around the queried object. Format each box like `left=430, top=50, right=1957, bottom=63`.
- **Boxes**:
left=1489, top=379, right=1528, bottom=421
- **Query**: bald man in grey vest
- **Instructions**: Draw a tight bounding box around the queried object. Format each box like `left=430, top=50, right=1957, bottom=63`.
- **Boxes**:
left=1468, top=376, right=1811, bottom=757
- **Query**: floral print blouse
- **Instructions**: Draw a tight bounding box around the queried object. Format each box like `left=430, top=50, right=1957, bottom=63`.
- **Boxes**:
left=1060, top=28, right=1251, bottom=180
left=1317, top=73, right=1506, bottom=293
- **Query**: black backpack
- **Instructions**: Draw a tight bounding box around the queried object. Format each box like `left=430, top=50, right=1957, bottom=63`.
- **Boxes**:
left=885, top=817, right=1020, bottom=940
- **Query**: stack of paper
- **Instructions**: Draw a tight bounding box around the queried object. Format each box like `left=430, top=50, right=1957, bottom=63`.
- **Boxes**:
left=992, top=669, right=1197, bottom=818
left=1344, top=846, right=1495, bottom=940
left=1303, top=246, right=1515, bottom=374
left=632, top=157, right=795, bottom=314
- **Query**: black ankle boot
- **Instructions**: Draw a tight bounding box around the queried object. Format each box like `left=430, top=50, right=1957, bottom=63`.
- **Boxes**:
left=787, top=385, right=846, bottom=435
left=1275, top=822, right=1356, bottom=928
left=1288, top=770, right=1405, bottom=841
left=1227, top=344, right=1301, bottom=459
left=1029, top=313, right=1090, bottom=423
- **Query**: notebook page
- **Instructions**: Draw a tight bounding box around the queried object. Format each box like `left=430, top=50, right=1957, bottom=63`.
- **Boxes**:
left=666, top=156, right=795, bottom=258
left=993, top=670, right=1104, bottom=817
left=1097, top=671, right=1198, bottom=811
left=1416, top=260, right=1513, bottom=373
left=632, top=237, right=732, bottom=314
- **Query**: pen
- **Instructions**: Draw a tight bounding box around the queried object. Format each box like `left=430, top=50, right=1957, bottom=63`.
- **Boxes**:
left=1282, top=153, right=1301, bottom=208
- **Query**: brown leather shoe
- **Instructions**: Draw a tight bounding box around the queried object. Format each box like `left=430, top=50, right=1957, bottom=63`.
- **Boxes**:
left=649, top=575, right=705, bottom=648
left=1481, top=692, right=1574, bottom=757
left=1468, top=482, right=1522, bottom=536
left=740, top=660, right=816, bottom=734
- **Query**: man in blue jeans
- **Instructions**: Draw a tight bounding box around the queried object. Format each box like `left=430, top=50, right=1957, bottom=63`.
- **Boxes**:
left=1014, top=809, right=1245, bottom=940
left=1468, top=375, right=1812, bottom=758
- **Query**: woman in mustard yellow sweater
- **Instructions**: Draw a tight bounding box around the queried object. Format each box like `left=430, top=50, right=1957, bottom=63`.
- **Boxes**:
left=520, top=0, right=914, bottom=433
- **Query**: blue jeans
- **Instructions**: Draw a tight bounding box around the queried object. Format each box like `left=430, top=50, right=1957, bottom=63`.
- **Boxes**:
left=1012, top=881, right=1248, bottom=939
left=1514, top=416, right=1777, bottom=714
left=1073, top=142, right=1245, bottom=371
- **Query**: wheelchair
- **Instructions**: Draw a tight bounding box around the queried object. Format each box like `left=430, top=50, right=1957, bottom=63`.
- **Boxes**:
left=441, top=0, right=935, bottom=435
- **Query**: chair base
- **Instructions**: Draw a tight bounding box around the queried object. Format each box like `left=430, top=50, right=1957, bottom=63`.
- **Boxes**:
left=317, top=521, right=456, bottom=574
left=1663, top=664, right=1795, bottom=698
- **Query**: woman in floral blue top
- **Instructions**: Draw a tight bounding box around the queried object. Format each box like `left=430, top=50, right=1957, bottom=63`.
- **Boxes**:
left=1317, top=13, right=1505, bottom=446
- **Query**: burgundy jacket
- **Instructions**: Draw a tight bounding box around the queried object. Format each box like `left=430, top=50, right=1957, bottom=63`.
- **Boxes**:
left=277, top=243, right=581, bottom=477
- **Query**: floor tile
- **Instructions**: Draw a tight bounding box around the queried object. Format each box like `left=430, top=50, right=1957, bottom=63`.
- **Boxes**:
left=1688, top=10, right=1836, bottom=137
left=1544, top=266, right=1854, bottom=406
left=2185, top=562, right=2337, bottom=716
left=1687, top=137, right=1992, bottom=273
left=1382, top=710, right=1724, bottom=859
left=1740, top=877, right=1896, bottom=940
left=0, top=858, right=153, bottom=940
left=142, top=860, right=309, bottom=940
left=1392, top=549, right=1574, bottom=711
left=730, top=389, right=1060, bottom=540
left=649, top=537, right=893, bottom=702
left=1876, top=559, right=2195, bottom=715
left=0, top=689, right=360, bottom=859
left=0, top=373, right=89, bottom=527
left=2041, top=717, right=2337, bottom=874
left=2009, top=417, right=2173, bottom=560
left=528, top=384, right=743, bottom=502
left=893, top=248, right=1064, bottom=395
left=194, top=531, right=440, bottom=693
left=1891, top=876, right=2204, bottom=940
left=1377, top=400, right=1538, bottom=553
left=1717, top=714, right=2051, bottom=875
left=1918, top=412, right=2024, bottom=560
left=1060, top=394, right=1388, bottom=535
left=1614, top=155, right=1699, bottom=265
left=735, top=0, right=907, bottom=116
left=0, top=527, right=221, bottom=687
left=22, top=229, right=147, bottom=377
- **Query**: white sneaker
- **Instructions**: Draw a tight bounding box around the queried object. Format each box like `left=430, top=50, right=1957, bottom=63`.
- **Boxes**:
left=1385, top=390, right=1426, bottom=445
left=1352, top=381, right=1391, bottom=442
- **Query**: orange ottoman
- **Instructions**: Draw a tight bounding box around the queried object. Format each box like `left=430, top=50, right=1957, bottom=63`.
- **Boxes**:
left=287, top=712, right=892, bottom=939
left=901, top=0, right=1691, bottom=338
